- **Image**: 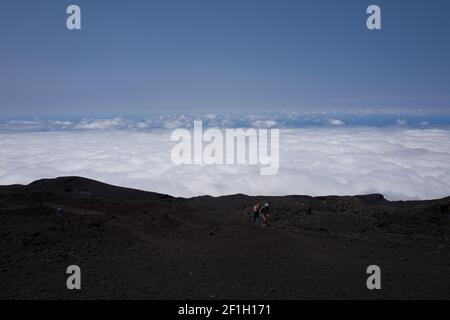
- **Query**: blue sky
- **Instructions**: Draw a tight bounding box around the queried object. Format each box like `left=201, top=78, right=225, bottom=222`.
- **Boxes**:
left=1, top=0, right=450, bottom=118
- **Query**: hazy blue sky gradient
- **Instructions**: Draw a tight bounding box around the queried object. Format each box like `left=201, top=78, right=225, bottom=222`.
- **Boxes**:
left=1, top=0, right=450, bottom=118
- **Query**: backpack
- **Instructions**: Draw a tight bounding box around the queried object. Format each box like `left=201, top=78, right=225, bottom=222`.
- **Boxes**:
left=260, top=205, right=269, bottom=215
left=253, top=204, right=260, bottom=214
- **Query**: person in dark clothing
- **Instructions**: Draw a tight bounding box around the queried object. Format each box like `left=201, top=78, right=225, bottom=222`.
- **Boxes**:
left=252, top=203, right=261, bottom=225
left=260, top=203, right=270, bottom=227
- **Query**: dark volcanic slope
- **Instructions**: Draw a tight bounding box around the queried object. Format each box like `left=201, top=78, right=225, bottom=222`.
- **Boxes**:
left=1, top=177, right=449, bottom=299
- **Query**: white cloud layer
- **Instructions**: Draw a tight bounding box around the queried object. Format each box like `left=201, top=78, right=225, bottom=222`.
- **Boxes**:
left=1, top=128, right=450, bottom=200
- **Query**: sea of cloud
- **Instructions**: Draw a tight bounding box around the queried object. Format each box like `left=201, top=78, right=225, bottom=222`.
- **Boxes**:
left=1, top=125, right=450, bottom=200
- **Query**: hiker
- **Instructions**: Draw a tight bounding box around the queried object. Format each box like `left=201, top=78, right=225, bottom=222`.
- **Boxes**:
left=260, top=202, right=270, bottom=227
left=252, top=202, right=261, bottom=225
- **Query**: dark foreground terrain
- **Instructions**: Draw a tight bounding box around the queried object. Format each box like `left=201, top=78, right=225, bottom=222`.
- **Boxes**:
left=1, top=177, right=449, bottom=299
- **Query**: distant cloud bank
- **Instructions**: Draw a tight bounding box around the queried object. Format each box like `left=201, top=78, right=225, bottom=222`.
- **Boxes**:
left=2, top=110, right=450, bottom=132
